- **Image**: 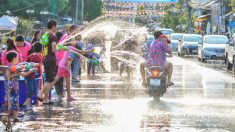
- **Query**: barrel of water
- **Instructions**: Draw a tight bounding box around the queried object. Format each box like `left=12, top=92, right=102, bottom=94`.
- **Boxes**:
left=0, top=76, right=41, bottom=105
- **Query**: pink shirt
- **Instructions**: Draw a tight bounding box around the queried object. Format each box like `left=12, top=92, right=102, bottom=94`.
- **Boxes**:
left=56, top=50, right=65, bottom=66
left=1, top=50, right=21, bottom=65
left=17, top=41, right=31, bottom=61
left=59, top=46, right=76, bottom=68
left=56, top=34, right=69, bottom=65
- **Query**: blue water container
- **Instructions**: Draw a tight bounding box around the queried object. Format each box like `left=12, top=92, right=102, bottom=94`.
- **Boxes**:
left=0, top=76, right=41, bottom=105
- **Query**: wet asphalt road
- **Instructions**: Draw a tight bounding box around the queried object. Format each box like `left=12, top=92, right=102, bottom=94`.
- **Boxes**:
left=1, top=56, right=235, bottom=132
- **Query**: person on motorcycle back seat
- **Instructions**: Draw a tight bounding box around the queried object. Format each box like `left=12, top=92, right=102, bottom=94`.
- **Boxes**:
left=147, top=31, right=174, bottom=86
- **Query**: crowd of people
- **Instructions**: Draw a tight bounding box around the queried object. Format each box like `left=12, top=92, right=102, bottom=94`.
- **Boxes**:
left=0, top=20, right=105, bottom=122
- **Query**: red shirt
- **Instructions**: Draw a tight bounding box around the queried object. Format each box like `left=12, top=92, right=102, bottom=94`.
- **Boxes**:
left=26, top=53, right=43, bottom=78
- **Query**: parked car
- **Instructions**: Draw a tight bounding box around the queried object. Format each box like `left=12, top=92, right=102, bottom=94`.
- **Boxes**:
left=225, top=41, right=235, bottom=74
left=198, top=35, right=229, bottom=62
left=178, top=34, right=202, bottom=57
left=170, top=33, right=184, bottom=52
left=158, top=28, right=174, bottom=37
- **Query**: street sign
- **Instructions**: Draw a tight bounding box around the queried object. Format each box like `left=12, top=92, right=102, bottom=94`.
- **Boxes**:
left=113, top=0, right=178, bottom=2
left=228, top=21, right=235, bottom=28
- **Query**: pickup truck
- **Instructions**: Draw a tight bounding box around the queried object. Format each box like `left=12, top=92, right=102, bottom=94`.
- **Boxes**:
left=225, top=41, right=235, bottom=74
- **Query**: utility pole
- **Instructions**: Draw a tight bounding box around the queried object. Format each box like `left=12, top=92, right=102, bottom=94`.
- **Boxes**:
left=81, top=0, right=84, bottom=25
left=187, top=0, right=192, bottom=33
left=75, top=0, right=79, bottom=25
left=52, top=0, right=56, bottom=19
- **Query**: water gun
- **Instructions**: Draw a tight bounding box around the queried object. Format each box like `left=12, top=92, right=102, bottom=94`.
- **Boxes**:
left=10, top=62, right=40, bottom=73
left=57, top=44, right=69, bottom=51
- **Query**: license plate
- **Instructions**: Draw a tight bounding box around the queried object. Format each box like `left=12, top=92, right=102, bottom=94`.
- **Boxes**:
left=150, top=79, right=161, bottom=87
left=192, top=50, right=198, bottom=53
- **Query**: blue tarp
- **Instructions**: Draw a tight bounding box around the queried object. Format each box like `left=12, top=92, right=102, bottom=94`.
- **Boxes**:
left=114, top=0, right=178, bottom=2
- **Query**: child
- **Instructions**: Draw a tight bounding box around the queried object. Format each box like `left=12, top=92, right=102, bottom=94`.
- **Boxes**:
left=24, top=42, right=43, bottom=109
left=86, top=42, right=96, bottom=76
left=50, top=40, right=89, bottom=102
left=72, top=35, right=85, bottom=82
left=4, top=51, right=37, bottom=122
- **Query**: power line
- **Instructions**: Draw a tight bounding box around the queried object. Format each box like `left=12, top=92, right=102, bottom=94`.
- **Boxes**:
left=0, top=1, right=42, bottom=14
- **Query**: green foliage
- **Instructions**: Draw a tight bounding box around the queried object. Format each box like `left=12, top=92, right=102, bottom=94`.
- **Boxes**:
left=83, top=0, right=103, bottom=21
left=137, top=5, right=144, bottom=11
left=0, top=0, right=69, bottom=18
left=230, top=0, right=235, bottom=12
left=16, top=18, right=34, bottom=35
left=161, top=0, right=195, bottom=33
left=0, top=0, right=103, bottom=23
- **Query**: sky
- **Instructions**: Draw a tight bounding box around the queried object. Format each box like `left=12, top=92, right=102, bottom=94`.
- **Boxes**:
left=113, top=0, right=178, bottom=2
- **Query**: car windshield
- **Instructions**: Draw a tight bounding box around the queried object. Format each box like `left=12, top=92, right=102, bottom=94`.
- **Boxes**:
left=183, top=35, right=202, bottom=42
left=171, top=41, right=178, bottom=45
left=160, top=30, right=174, bottom=35
left=171, top=34, right=183, bottom=40
left=204, top=36, right=228, bottom=44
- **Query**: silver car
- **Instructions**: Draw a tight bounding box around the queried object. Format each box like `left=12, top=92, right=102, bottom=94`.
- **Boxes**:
left=178, top=34, right=202, bottom=57
left=198, top=35, right=229, bottom=62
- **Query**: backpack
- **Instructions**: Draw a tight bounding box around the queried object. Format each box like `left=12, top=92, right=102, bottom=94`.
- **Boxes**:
left=41, top=32, right=49, bottom=57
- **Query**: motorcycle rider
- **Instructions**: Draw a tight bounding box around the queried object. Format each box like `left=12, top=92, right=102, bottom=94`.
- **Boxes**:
left=141, top=31, right=174, bottom=86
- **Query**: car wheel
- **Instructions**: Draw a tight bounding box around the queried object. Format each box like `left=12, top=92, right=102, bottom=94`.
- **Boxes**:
left=198, top=57, right=201, bottom=61
left=178, top=52, right=181, bottom=57
left=200, top=53, right=206, bottom=62
left=201, top=58, right=206, bottom=62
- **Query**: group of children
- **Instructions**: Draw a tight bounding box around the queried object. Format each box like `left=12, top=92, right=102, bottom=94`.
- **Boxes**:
left=0, top=20, right=101, bottom=122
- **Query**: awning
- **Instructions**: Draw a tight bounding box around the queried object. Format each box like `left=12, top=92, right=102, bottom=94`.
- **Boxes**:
left=0, top=15, right=18, bottom=30
left=204, top=0, right=217, bottom=8
left=196, top=14, right=210, bottom=22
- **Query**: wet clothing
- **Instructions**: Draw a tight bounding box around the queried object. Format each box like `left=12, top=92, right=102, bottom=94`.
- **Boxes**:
left=71, top=42, right=84, bottom=80
left=57, top=46, right=76, bottom=78
left=25, top=53, right=42, bottom=99
left=43, top=33, right=57, bottom=82
left=4, top=65, right=19, bottom=111
left=147, top=39, right=171, bottom=67
left=26, top=53, right=42, bottom=79
left=43, top=59, right=56, bottom=82
left=55, top=66, right=64, bottom=96
left=25, top=77, right=36, bottom=98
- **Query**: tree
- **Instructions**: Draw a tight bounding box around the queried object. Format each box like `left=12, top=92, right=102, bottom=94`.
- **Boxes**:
left=230, top=0, right=235, bottom=12
left=161, top=0, right=195, bottom=33
left=0, top=0, right=69, bottom=18
left=16, top=18, right=34, bottom=35
left=65, top=0, right=103, bottom=22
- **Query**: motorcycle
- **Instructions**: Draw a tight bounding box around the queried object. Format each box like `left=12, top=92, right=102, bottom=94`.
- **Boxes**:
left=145, top=66, right=168, bottom=101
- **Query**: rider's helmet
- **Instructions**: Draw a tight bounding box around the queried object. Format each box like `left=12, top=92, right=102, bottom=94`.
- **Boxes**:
left=153, top=31, right=163, bottom=39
